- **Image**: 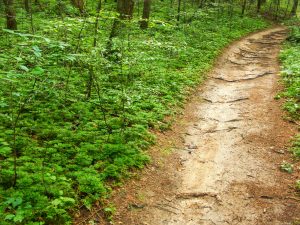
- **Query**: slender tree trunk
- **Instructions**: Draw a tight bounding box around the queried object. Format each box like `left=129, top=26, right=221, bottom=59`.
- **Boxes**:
left=268, top=0, right=273, bottom=13
left=34, top=0, right=42, bottom=10
left=177, top=0, right=181, bottom=23
left=228, top=0, right=234, bottom=30
left=23, top=0, right=34, bottom=32
left=183, top=0, right=186, bottom=23
left=94, top=0, right=102, bottom=47
left=140, top=0, right=151, bottom=29
left=199, top=0, right=205, bottom=8
left=70, top=0, right=85, bottom=14
left=117, top=0, right=135, bottom=19
left=3, top=0, right=17, bottom=30
left=257, top=0, right=262, bottom=13
left=284, top=0, right=290, bottom=16
left=275, top=0, right=280, bottom=19
left=106, top=0, right=134, bottom=56
left=291, top=0, right=299, bottom=16
left=86, top=67, right=93, bottom=100
left=24, top=0, right=30, bottom=12
left=241, top=0, right=247, bottom=16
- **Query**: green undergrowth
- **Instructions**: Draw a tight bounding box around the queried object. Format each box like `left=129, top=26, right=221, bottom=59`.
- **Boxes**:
left=0, top=6, right=268, bottom=224
left=279, top=23, right=300, bottom=159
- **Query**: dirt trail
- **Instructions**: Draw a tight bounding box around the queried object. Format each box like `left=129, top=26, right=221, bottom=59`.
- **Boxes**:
left=110, top=27, right=300, bottom=225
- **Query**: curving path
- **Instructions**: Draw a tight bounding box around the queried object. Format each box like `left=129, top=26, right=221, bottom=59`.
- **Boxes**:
left=106, top=27, right=300, bottom=225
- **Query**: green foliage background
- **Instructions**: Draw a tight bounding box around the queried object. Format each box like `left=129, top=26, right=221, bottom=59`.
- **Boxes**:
left=280, top=23, right=300, bottom=158
left=0, top=1, right=269, bottom=224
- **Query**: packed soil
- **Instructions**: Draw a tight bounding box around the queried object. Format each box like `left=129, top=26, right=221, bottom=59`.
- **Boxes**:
left=75, top=27, right=300, bottom=225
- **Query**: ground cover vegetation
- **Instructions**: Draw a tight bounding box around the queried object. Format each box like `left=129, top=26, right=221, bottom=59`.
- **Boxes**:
left=279, top=20, right=300, bottom=163
left=0, top=0, right=299, bottom=224
left=279, top=16, right=300, bottom=203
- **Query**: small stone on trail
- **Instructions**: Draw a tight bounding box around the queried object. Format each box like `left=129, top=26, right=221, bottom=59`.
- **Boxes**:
left=186, top=144, right=198, bottom=150
left=128, top=203, right=145, bottom=209
left=274, top=149, right=285, bottom=154
left=263, top=208, right=267, bottom=213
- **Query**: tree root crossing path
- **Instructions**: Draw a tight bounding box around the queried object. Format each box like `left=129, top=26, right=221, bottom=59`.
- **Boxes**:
left=112, top=27, right=300, bottom=225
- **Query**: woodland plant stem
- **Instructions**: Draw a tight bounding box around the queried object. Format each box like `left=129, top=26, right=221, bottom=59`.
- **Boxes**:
left=64, top=17, right=87, bottom=101
left=93, top=0, right=102, bottom=47
left=12, top=79, right=37, bottom=186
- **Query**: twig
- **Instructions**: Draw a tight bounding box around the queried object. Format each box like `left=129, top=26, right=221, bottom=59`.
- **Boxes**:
left=153, top=205, right=178, bottom=214
left=212, top=71, right=274, bottom=82
left=177, top=192, right=218, bottom=199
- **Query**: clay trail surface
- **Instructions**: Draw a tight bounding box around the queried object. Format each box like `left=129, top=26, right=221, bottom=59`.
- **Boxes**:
left=110, top=27, right=300, bottom=225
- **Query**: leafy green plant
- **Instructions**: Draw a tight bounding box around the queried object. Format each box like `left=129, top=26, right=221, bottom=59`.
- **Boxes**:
left=287, top=26, right=300, bottom=43
left=280, top=161, right=294, bottom=173
left=279, top=23, right=300, bottom=161
left=279, top=26, right=300, bottom=121
left=291, top=134, right=300, bottom=158
left=296, top=180, right=300, bottom=191
left=104, top=204, right=116, bottom=221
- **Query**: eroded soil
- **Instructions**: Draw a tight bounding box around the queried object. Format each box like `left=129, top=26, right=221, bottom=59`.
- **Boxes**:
left=76, top=27, right=300, bottom=225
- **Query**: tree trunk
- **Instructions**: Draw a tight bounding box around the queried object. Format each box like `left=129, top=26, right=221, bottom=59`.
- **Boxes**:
left=117, top=0, right=135, bottom=19
left=177, top=0, right=181, bottom=23
left=199, top=0, right=205, bottom=8
left=140, top=0, right=151, bottom=29
left=93, top=0, right=102, bottom=47
left=241, top=0, right=247, bottom=16
left=24, top=0, right=30, bottom=12
left=3, top=0, right=17, bottom=30
left=291, top=0, right=299, bottom=16
left=110, top=0, right=135, bottom=38
left=34, top=0, right=39, bottom=4
left=257, top=0, right=262, bottom=12
left=284, top=0, right=291, bottom=17
left=105, top=0, right=135, bottom=56
left=70, top=0, right=85, bottom=14
left=275, top=0, right=280, bottom=20
left=34, top=0, right=42, bottom=8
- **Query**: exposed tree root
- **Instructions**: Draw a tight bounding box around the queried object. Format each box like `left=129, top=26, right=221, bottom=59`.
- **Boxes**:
left=212, top=71, right=274, bottom=82
left=235, top=51, right=271, bottom=59
left=157, top=203, right=180, bottom=211
left=153, top=205, right=178, bottom=214
left=249, top=40, right=279, bottom=45
left=203, top=98, right=213, bottom=103
left=203, top=97, right=249, bottom=103
left=176, top=192, right=220, bottom=200
left=227, top=97, right=249, bottom=103
left=238, top=47, right=257, bottom=54
left=204, top=126, right=238, bottom=134
left=227, top=58, right=251, bottom=65
left=225, top=119, right=242, bottom=122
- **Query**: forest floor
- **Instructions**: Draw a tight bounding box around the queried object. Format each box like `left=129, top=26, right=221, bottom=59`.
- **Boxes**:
left=81, top=27, right=300, bottom=225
